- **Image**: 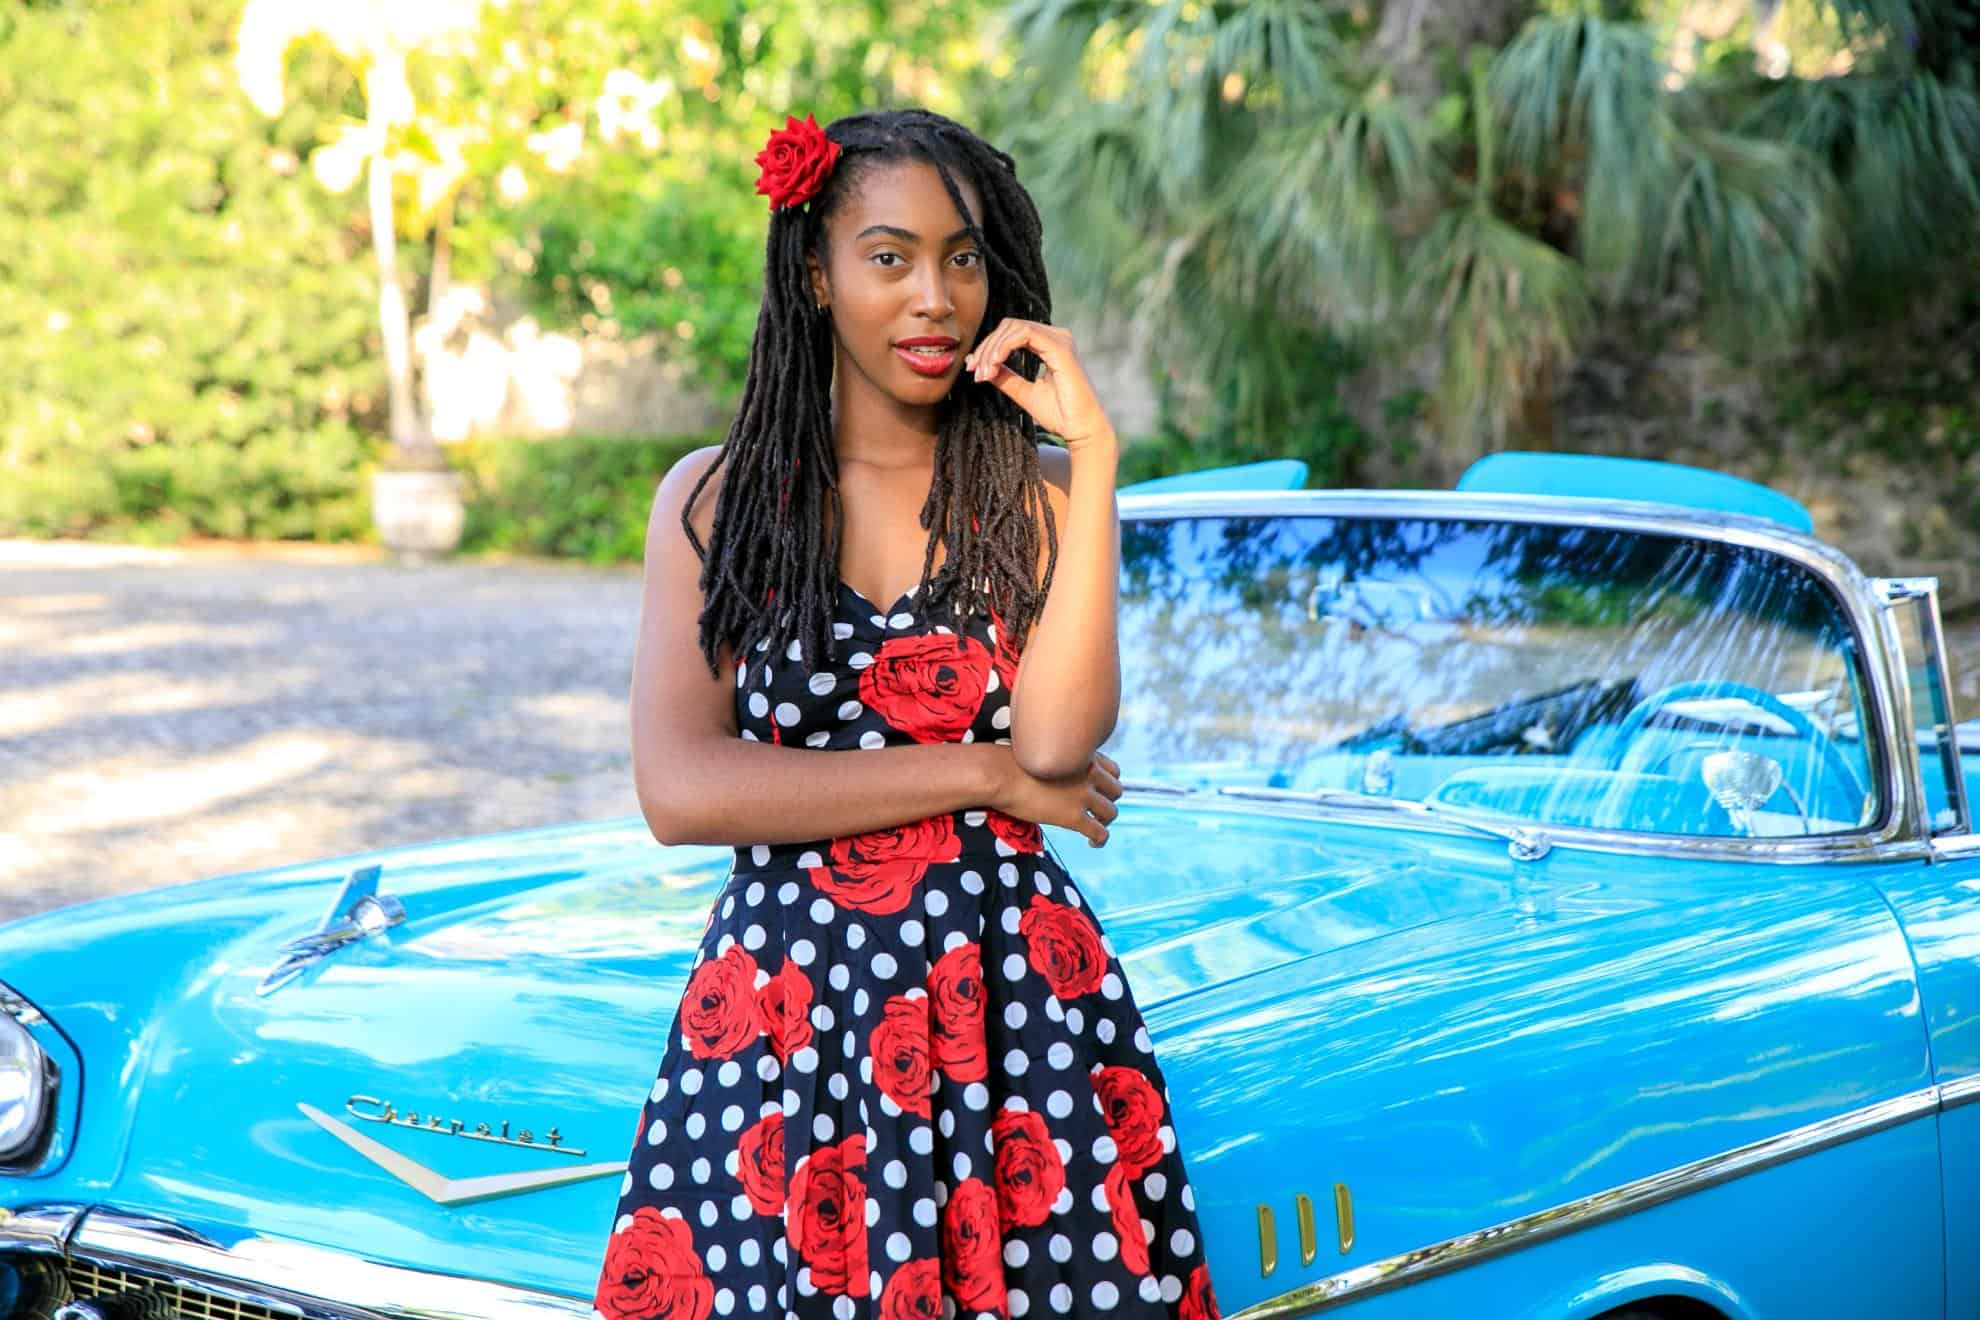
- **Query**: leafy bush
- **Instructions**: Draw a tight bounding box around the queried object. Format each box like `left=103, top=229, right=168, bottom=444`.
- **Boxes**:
left=454, top=432, right=720, bottom=563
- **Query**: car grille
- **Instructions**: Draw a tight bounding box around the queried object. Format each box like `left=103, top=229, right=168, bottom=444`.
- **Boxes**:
left=5, top=1255, right=294, bottom=1320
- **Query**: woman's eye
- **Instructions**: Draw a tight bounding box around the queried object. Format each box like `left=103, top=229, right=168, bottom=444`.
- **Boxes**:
left=954, top=251, right=982, bottom=268
left=873, top=252, right=904, bottom=268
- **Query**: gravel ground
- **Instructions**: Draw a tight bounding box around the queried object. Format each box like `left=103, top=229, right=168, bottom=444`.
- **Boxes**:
left=0, top=539, right=645, bottom=924
left=5, top=537, right=1978, bottom=926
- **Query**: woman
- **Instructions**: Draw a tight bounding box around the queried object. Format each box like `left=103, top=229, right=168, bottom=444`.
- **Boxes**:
left=593, top=107, right=1220, bottom=1320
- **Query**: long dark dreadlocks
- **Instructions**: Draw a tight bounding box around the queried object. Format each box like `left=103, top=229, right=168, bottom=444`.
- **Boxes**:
left=681, top=108, right=1060, bottom=683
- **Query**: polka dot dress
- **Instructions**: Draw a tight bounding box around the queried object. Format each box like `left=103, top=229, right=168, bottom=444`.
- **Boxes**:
left=592, top=580, right=1221, bottom=1320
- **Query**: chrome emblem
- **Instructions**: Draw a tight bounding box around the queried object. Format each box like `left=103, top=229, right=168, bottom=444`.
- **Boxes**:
left=344, top=1093, right=589, bottom=1157
left=299, top=1103, right=625, bottom=1205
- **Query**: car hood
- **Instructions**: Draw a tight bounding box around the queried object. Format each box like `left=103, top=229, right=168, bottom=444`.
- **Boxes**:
left=5, top=800, right=1512, bottom=1300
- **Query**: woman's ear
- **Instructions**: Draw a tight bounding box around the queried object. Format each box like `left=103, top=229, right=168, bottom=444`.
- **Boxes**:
left=806, top=251, right=830, bottom=311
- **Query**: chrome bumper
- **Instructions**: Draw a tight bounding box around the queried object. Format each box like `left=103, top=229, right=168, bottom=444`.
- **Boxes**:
left=0, top=1203, right=590, bottom=1320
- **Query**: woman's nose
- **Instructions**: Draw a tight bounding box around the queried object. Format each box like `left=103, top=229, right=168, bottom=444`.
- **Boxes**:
left=910, top=265, right=955, bottom=319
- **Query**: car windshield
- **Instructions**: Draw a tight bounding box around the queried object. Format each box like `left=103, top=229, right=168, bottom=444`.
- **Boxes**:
left=1104, top=513, right=1883, bottom=838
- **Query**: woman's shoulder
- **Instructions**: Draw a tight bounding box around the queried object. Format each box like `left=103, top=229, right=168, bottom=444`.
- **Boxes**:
left=651, top=442, right=728, bottom=546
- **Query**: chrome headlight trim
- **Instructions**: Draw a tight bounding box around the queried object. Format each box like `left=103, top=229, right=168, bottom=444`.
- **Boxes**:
left=0, top=983, right=58, bottom=1168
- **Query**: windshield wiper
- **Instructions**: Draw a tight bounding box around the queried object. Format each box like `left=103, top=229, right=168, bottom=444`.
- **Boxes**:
left=1211, top=786, right=1554, bottom=859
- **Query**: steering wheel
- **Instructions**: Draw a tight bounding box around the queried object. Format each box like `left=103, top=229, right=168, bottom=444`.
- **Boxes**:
left=1601, top=680, right=1868, bottom=828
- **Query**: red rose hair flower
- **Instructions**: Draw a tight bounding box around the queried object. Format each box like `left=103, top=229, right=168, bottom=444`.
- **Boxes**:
left=754, top=113, right=841, bottom=210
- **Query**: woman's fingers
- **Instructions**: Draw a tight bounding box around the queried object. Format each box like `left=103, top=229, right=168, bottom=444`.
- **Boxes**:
left=1085, top=787, right=1119, bottom=826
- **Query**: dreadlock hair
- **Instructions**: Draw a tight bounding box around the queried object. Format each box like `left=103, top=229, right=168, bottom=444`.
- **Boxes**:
left=681, top=107, right=1059, bottom=684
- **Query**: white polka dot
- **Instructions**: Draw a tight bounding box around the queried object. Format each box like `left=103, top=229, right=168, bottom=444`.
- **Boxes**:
left=648, top=1163, right=673, bottom=1189
left=779, top=881, right=801, bottom=904
left=1002, top=953, right=1026, bottom=982
left=858, top=729, right=886, bottom=749
left=1003, top=1238, right=1030, bottom=1267
left=811, top=1111, right=835, bottom=1141
left=964, top=1082, right=990, bottom=1110
left=999, top=862, right=1019, bottom=886
left=1001, top=906, right=1022, bottom=934
left=1045, top=998, right=1064, bottom=1022
left=716, top=931, right=736, bottom=954
left=775, top=702, right=801, bottom=726
left=1093, top=1134, right=1117, bottom=1163
left=1091, top=1182, right=1112, bottom=1213
left=1048, top=1041, right=1073, bottom=1070
left=1003, top=1001, right=1028, bottom=1030
left=1004, top=1048, right=1029, bottom=1076
left=943, top=930, right=967, bottom=952
left=747, top=692, right=769, bottom=718
left=794, top=854, right=822, bottom=873
left=750, top=1285, right=768, bottom=1311
left=1053, top=1142, right=1073, bottom=1170
left=1096, top=1018, right=1117, bottom=1044
left=1182, top=1184, right=1196, bottom=1211
left=740, top=728, right=759, bottom=741
left=1091, top=1281, right=1118, bottom=1309
left=886, top=1231, right=912, bottom=1262
left=846, top=923, right=866, bottom=950
left=913, top=1197, right=937, bottom=1227
left=645, top=1118, right=667, bottom=1145
left=757, top=1054, right=780, bottom=1082
left=899, top=918, right=925, bottom=945
left=992, top=706, right=1012, bottom=730
left=837, top=699, right=862, bottom=720
left=889, top=611, right=915, bottom=628
left=1034, top=873, right=1053, bottom=895
left=849, top=652, right=874, bottom=669
left=707, top=1244, right=729, bottom=1273
left=1144, top=1171, right=1168, bottom=1200
left=1172, top=1228, right=1196, bottom=1255
left=1065, top=1007, right=1085, bottom=1035
left=1102, top=972, right=1124, bottom=1000
left=791, top=938, right=816, bottom=966
left=691, top=1156, right=711, bottom=1182
left=810, top=897, right=834, bottom=923
left=852, top=987, right=869, bottom=1014
left=961, top=870, right=985, bottom=895
left=741, top=1239, right=761, bottom=1267
left=1047, top=1090, right=1072, bottom=1119
left=805, top=731, right=830, bottom=747
left=793, top=1047, right=819, bottom=1073
left=829, top=964, right=851, bottom=991
left=1139, top=1277, right=1162, bottom=1304
left=828, top=1072, right=849, bottom=1101
left=1160, top=1124, right=1176, bottom=1153
left=1136, top=1026, right=1153, bottom=1053
left=833, top=622, right=855, bottom=640
left=685, top=1114, right=705, bottom=1139
left=871, top=951, right=897, bottom=979
left=718, top=1060, right=742, bottom=1087
left=715, top=1290, right=733, bottom=1317
left=884, top=1159, right=907, bottom=1188
left=926, top=889, right=949, bottom=916
left=743, top=923, right=766, bottom=950
left=735, top=662, right=747, bottom=688
left=649, top=1077, right=669, bottom=1103
left=938, top=1107, right=956, bottom=1137
left=1050, top=1282, right=1073, bottom=1311
left=1092, top=1231, right=1118, bottom=1262
left=807, top=672, right=837, bottom=696
left=953, top=1152, right=972, bottom=1180
left=1010, top=1288, right=1031, bottom=1317
left=1160, top=1276, right=1182, bottom=1303
left=621, top=1171, right=633, bottom=1195
left=811, top=1003, right=836, bottom=1032
left=722, top=1104, right=744, bottom=1131
left=834, top=1296, right=854, bottom=1320
left=909, top=1125, right=933, bottom=1155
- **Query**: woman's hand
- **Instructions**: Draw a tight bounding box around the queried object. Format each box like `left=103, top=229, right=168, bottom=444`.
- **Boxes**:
left=962, top=319, right=1117, bottom=453
left=989, top=747, right=1123, bottom=847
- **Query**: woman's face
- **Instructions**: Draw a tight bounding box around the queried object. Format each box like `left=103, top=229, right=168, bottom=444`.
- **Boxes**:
left=808, top=158, right=990, bottom=411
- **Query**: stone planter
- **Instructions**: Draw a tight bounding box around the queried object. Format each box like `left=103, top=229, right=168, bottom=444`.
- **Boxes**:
left=369, top=467, right=466, bottom=561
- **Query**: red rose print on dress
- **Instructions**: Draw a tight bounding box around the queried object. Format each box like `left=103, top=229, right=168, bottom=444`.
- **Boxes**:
left=1092, top=1064, right=1166, bottom=1177
left=985, top=808, right=1044, bottom=854
left=940, top=1176, right=1007, bottom=1316
left=787, top=1133, right=870, bottom=1297
left=735, top=1112, right=786, bottom=1217
left=1018, top=894, right=1107, bottom=999
left=877, top=1257, right=942, bottom=1320
left=1180, top=1263, right=1221, bottom=1320
left=1104, top=1161, right=1150, bottom=1276
left=757, top=957, right=813, bottom=1063
left=680, top=945, right=761, bottom=1060
left=991, top=1107, right=1066, bottom=1231
left=868, top=994, right=934, bottom=1119
left=927, top=942, right=987, bottom=1083
left=593, top=1206, right=714, bottom=1320
left=859, top=632, right=990, bottom=743
left=809, top=816, right=961, bottom=915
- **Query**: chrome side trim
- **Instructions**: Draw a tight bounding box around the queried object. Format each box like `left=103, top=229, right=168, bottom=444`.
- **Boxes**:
left=0, top=1202, right=84, bottom=1255
left=1229, top=1087, right=1941, bottom=1318
left=1112, top=491, right=1924, bottom=862
left=66, top=1208, right=591, bottom=1320
left=1940, top=1073, right=1980, bottom=1112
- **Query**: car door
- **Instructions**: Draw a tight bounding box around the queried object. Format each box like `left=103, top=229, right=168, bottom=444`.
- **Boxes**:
left=1863, top=577, right=1980, bottom=1318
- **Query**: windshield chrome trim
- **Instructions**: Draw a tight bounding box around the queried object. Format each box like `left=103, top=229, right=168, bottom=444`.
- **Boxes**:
left=60, top=1206, right=591, bottom=1319
left=1228, top=1085, right=1941, bottom=1318
left=1113, top=489, right=1920, bottom=862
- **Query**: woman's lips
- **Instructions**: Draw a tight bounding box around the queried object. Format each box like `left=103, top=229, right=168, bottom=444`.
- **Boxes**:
left=894, top=342, right=958, bottom=377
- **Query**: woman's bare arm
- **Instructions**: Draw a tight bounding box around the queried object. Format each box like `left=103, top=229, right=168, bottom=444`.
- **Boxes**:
left=630, top=446, right=1114, bottom=848
left=1003, top=438, right=1122, bottom=780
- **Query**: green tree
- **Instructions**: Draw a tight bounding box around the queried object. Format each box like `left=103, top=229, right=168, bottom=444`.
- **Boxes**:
left=994, top=0, right=1980, bottom=473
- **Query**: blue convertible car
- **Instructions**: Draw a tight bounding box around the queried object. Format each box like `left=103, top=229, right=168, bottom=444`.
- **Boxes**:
left=5, top=452, right=1979, bottom=1319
